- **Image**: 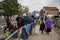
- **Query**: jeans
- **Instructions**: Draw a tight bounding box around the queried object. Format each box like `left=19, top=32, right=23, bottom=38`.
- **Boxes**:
left=22, top=28, right=28, bottom=40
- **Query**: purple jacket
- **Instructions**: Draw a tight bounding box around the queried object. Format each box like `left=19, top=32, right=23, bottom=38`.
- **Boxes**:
left=46, top=19, right=52, bottom=29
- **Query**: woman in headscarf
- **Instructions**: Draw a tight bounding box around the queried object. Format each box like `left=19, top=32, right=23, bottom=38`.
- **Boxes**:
left=45, top=16, right=53, bottom=35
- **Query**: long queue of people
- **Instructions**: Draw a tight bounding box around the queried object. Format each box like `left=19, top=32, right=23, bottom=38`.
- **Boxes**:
left=16, top=15, right=36, bottom=40
left=3, top=15, right=53, bottom=40
left=16, top=15, right=53, bottom=40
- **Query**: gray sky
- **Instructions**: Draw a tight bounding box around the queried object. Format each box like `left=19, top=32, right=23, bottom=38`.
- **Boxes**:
left=0, top=0, right=60, bottom=12
left=18, top=0, right=60, bottom=12
left=0, top=0, right=4, bottom=2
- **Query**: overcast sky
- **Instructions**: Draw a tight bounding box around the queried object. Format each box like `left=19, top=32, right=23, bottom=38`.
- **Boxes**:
left=18, top=0, right=60, bottom=12
left=0, top=0, right=60, bottom=12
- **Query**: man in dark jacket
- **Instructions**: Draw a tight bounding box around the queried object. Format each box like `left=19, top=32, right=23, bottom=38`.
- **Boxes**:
left=16, top=15, right=24, bottom=29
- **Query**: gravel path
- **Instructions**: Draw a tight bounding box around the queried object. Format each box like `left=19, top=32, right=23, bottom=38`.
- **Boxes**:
left=28, top=25, right=60, bottom=40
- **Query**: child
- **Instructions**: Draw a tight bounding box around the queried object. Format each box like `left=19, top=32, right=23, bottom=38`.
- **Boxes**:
left=40, top=19, right=45, bottom=34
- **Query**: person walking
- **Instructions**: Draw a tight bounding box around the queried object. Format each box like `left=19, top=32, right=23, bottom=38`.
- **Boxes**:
left=40, top=18, right=45, bottom=34
left=45, top=16, right=53, bottom=35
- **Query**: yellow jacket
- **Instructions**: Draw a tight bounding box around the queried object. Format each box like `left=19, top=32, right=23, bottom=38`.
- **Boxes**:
left=4, top=31, right=10, bottom=37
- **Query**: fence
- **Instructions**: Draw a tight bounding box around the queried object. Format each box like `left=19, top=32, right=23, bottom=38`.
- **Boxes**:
left=53, top=18, right=60, bottom=28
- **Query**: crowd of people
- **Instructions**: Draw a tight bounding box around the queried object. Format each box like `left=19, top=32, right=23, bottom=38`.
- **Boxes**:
left=3, top=14, right=53, bottom=40
left=16, top=14, right=36, bottom=40
left=16, top=15, right=53, bottom=40
left=3, top=14, right=36, bottom=40
left=3, top=20, right=17, bottom=37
